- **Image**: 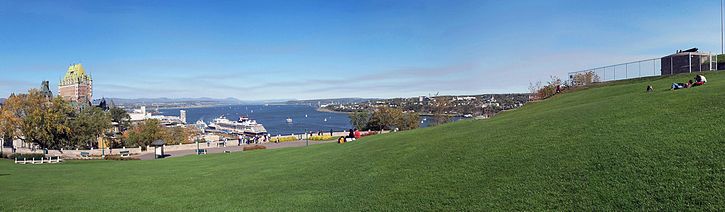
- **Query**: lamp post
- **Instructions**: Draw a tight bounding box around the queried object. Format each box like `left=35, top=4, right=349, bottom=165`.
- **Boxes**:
left=196, top=138, right=200, bottom=155
left=101, top=137, right=105, bottom=160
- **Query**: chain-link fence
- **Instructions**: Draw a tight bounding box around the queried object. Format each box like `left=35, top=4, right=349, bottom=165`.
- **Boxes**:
left=568, top=52, right=718, bottom=84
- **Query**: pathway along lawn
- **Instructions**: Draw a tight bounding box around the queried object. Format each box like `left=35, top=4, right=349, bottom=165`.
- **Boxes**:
left=1, top=72, right=724, bottom=210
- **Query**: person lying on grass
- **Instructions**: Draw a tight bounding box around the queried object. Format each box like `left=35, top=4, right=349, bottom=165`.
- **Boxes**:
left=671, top=81, right=691, bottom=90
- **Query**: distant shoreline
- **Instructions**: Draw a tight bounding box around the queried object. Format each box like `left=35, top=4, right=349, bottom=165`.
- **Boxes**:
left=147, top=104, right=233, bottom=110
left=315, top=107, right=350, bottom=114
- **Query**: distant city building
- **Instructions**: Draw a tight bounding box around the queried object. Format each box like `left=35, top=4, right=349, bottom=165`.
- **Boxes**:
left=180, top=110, right=187, bottom=124
left=128, top=106, right=186, bottom=127
left=59, top=63, right=93, bottom=103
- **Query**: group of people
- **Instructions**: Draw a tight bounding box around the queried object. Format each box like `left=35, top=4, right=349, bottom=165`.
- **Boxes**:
left=670, top=74, right=708, bottom=90
left=309, top=129, right=334, bottom=137
left=237, top=134, right=269, bottom=145
left=338, top=128, right=361, bottom=144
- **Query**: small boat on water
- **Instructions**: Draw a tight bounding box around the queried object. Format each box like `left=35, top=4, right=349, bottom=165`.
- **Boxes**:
left=323, top=118, right=327, bottom=122
left=286, top=118, right=293, bottom=123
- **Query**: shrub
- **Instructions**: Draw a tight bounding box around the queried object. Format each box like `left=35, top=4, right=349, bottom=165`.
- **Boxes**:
left=243, top=145, right=266, bottom=151
left=272, top=136, right=298, bottom=142
left=309, top=135, right=334, bottom=141
left=8, top=153, right=46, bottom=160
left=361, top=131, right=378, bottom=137
left=104, top=155, right=139, bottom=160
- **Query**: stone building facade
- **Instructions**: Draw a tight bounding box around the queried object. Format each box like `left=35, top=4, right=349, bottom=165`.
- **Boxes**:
left=58, top=63, right=92, bottom=102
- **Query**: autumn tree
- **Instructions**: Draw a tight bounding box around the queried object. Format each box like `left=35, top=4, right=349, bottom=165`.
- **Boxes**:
left=431, top=96, right=451, bottom=126
left=71, top=106, right=112, bottom=149
left=124, top=119, right=164, bottom=151
left=398, top=112, right=420, bottom=131
left=571, top=71, right=601, bottom=86
left=162, top=127, right=195, bottom=145
left=0, top=94, right=22, bottom=144
left=109, top=107, right=131, bottom=132
left=349, top=111, right=371, bottom=130
left=15, top=90, right=74, bottom=149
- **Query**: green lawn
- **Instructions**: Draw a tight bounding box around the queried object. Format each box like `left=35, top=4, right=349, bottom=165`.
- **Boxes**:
left=1, top=72, right=724, bottom=210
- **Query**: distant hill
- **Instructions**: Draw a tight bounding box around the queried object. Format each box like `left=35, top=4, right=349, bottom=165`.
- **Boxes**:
left=285, top=98, right=379, bottom=106
left=108, top=97, right=257, bottom=107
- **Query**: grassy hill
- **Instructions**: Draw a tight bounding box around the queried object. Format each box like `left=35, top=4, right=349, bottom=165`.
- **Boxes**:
left=1, top=72, right=723, bottom=210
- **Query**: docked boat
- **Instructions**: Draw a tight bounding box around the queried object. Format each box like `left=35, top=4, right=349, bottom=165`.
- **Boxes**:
left=208, top=116, right=267, bottom=135
left=286, top=118, right=293, bottom=123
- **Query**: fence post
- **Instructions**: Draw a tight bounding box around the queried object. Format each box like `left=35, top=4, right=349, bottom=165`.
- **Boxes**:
left=625, top=64, right=628, bottom=78
left=670, top=56, right=673, bottom=75
left=689, top=52, right=692, bottom=73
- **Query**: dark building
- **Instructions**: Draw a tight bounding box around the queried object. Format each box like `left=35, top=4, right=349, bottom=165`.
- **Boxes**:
left=40, top=81, right=53, bottom=99
left=660, top=49, right=713, bottom=75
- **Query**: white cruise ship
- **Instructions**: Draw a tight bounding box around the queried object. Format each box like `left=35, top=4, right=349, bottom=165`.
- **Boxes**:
left=208, top=116, right=267, bottom=135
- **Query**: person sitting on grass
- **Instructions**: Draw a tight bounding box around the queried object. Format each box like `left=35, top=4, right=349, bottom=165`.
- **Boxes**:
left=693, top=75, right=707, bottom=86
left=337, top=136, right=346, bottom=144
left=354, top=129, right=361, bottom=139
left=347, top=129, right=355, bottom=142
left=646, top=85, right=654, bottom=92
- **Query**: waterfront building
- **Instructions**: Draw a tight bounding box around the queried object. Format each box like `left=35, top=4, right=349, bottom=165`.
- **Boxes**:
left=128, top=106, right=185, bottom=127
left=59, top=63, right=93, bottom=103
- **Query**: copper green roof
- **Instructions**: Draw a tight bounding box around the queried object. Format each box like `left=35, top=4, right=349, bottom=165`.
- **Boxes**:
left=60, top=63, right=92, bottom=86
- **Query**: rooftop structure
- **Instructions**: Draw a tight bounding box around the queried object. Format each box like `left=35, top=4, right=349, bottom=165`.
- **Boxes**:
left=59, top=63, right=93, bottom=103
left=660, top=49, right=714, bottom=75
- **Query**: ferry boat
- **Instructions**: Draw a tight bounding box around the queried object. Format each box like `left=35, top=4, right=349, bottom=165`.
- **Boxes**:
left=208, top=116, right=267, bottom=135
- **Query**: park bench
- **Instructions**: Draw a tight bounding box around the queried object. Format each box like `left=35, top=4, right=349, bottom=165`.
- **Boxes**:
left=217, top=142, right=226, bottom=147
left=14, top=156, right=63, bottom=164
left=119, top=150, right=130, bottom=158
left=196, top=149, right=207, bottom=155
left=79, top=152, right=90, bottom=159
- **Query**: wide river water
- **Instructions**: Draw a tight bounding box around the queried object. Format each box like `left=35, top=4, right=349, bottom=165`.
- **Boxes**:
left=158, top=105, right=352, bottom=136
left=158, top=104, right=460, bottom=135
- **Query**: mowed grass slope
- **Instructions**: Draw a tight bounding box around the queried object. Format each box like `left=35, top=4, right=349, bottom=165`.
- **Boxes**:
left=1, top=72, right=724, bottom=210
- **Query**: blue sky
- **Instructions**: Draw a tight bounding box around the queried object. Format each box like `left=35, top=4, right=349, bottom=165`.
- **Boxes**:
left=0, top=0, right=722, bottom=100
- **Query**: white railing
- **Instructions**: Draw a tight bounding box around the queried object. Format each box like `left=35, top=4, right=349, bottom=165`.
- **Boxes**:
left=568, top=52, right=718, bottom=83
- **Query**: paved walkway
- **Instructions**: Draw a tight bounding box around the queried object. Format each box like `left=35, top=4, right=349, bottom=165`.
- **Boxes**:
left=135, top=139, right=337, bottom=160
